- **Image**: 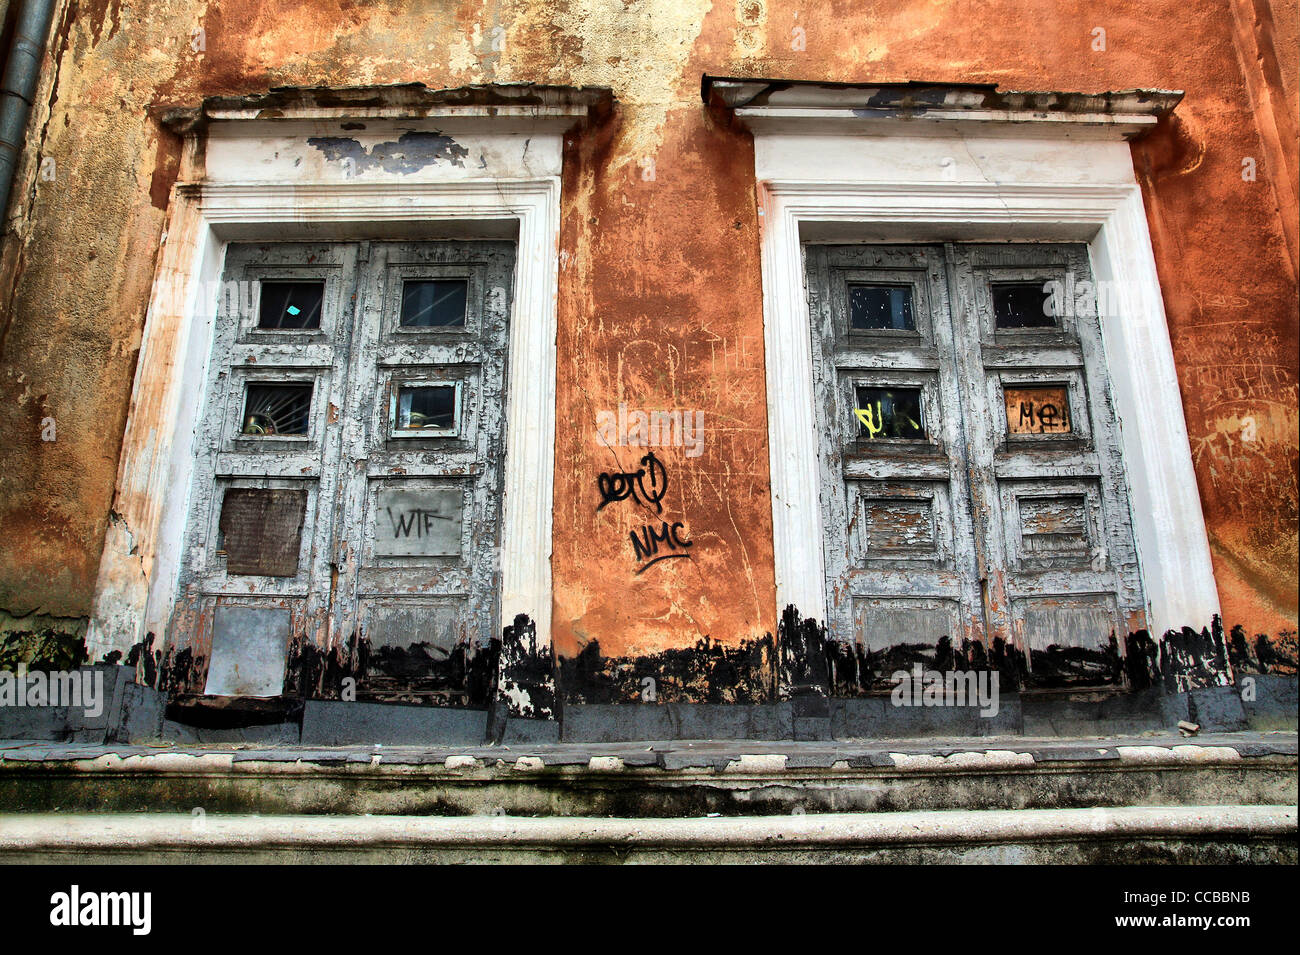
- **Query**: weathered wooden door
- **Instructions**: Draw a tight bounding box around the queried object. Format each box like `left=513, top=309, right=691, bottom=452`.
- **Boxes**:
left=171, top=240, right=514, bottom=700
left=805, top=242, right=1146, bottom=687
left=331, top=240, right=514, bottom=703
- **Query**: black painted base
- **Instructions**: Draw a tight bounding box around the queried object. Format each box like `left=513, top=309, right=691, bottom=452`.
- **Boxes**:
left=13, top=672, right=1294, bottom=745
left=0, top=665, right=162, bottom=743
left=301, top=700, right=487, bottom=745
left=561, top=703, right=793, bottom=742
left=832, top=695, right=1023, bottom=738
left=488, top=702, right=560, bottom=744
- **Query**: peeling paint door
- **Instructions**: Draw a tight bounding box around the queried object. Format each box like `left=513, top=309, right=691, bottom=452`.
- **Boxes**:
left=329, top=241, right=515, bottom=703
left=805, top=243, right=1146, bottom=686
left=171, top=240, right=514, bottom=699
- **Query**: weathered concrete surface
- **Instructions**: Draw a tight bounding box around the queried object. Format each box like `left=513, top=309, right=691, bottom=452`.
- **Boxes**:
left=0, top=1, right=1294, bottom=688
left=0, top=806, right=1293, bottom=863
left=1, top=732, right=1293, bottom=817
left=1240, top=673, right=1300, bottom=730
left=300, top=700, right=487, bottom=746
left=0, top=663, right=162, bottom=742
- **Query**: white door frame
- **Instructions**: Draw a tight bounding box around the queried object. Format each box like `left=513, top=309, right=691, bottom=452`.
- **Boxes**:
left=757, top=162, right=1220, bottom=638
left=88, top=110, right=572, bottom=662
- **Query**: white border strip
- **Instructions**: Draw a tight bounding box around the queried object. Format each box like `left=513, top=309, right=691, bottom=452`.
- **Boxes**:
left=758, top=178, right=1219, bottom=635
left=88, top=179, right=559, bottom=658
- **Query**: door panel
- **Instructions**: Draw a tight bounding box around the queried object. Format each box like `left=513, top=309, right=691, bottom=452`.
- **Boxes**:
left=176, top=242, right=359, bottom=698
left=172, top=240, right=514, bottom=701
left=336, top=242, right=514, bottom=701
left=805, top=245, right=985, bottom=681
left=949, top=244, right=1146, bottom=682
left=807, top=242, right=1147, bottom=688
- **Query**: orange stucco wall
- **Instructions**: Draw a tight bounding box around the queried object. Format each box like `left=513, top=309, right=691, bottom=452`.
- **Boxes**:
left=0, top=0, right=1294, bottom=664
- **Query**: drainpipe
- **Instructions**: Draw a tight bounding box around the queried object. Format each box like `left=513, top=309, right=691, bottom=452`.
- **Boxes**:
left=0, top=0, right=58, bottom=221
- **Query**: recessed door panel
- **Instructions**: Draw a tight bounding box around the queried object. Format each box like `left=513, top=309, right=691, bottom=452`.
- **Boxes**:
left=807, top=242, right=1146, bottom=689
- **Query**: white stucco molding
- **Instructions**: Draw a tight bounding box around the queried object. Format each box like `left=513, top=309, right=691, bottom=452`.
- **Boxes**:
left=86, top=85, right=610, bottom=661
left=705, top=76, right=1183, bottom=138
left=736, top=85, right=1218, bottom=638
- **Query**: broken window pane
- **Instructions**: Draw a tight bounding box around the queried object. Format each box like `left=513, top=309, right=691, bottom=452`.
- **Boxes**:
left=258, top=281, right=324, bottom=329
left=855, top=386, right=926, bottom=440
left=400, top=279, right=468, bottom=327
left=1005, top=384, right=1072, bottom=434
left=992, top=282, right=1057, bottom=329
left=849, top=284, right=915, bottom=331
left=241, top=383, right=312, bottom=436
left=394, top=384, right=457, bottom=433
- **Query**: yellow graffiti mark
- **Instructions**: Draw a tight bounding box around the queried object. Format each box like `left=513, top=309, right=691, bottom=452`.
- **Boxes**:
left=855, top=404, right=884, bottom=438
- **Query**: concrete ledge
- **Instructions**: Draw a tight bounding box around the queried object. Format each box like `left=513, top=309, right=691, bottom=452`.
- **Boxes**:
left=833, top=696, right=1022, bottom=737
left=1240, top=675, right=1299, bottom=731
left=1, top=806, right=1293, bottom=864
left=1164, top=686, right=1250, bottom=733
left=5, top=736, right=1287, bottom=771
left=162, top=720, right=300, bottom=745
left=1023, top=686, right=1170, bottom=737
left=1, top=733, right=1293, bottom=817
left=7, top=673, right=1292, bottom=745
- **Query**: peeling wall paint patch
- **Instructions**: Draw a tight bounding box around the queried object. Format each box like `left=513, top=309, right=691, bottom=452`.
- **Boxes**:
left=306, top=131, right=469, bottom=174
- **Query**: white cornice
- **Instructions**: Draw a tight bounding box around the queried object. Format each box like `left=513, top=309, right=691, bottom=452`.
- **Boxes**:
left=158, top=82, right=613, bottom=135
left=705, top=77, right=1182, bottom=140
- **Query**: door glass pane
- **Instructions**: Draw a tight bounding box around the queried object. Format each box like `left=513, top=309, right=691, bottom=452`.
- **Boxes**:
left=992, top=282, right=1056, bottom=329
left=400, top=279, right=468, bottom=327
left=241, top=382, right=312, bottom=435
left=855, top=385, right=925, bottom=439
left=393, top=384, right=457, bottom=433
left=258, top=281, right=324, bottom=329
left=849, top=284, right=915, bottom=331
left=1005, top=384, right=1072, bottom=434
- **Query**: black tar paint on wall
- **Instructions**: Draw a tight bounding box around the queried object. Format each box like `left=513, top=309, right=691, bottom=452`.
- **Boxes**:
left=4, top=603, right=1291, bottom=731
